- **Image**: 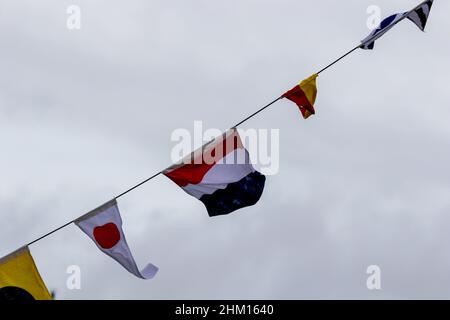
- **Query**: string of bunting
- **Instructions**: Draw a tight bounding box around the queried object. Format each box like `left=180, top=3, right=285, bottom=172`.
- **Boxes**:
left=0, top=0, right=435, bottom=300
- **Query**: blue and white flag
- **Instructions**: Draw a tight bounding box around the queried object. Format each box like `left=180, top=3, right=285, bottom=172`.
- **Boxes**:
left=361, top=13, right=407, bottom=50
left=360, top=0, right=434, bottom=50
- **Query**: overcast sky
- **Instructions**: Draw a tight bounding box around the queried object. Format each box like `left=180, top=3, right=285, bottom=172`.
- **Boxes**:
left=1, top=0, right=450, bottom=299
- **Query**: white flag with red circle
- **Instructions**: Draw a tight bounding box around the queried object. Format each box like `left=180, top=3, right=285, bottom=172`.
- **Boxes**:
left=75, top=200, right=158, bottom=279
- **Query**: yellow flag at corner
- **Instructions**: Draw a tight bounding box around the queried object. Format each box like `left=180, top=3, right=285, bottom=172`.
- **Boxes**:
left=0, top=246, right=52, bottom=300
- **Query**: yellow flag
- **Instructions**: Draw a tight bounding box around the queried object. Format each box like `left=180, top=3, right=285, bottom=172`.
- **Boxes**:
left=0, top=246, right=52, bottom=300
left=282, top=73, right=319, bottom=119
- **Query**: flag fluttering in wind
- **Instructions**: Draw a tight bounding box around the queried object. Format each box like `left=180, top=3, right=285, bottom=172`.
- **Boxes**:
left=0, top=0, right=438, bottom=297
left=75, top=200, right=158, bottom=279
left=282, top=73, right=319, bottom=119
left=361, top=0, right=434, bottom=50
left=407, top=0, right=434, bottom=31
left=164, top=129, right=266, bottom=217
left=0, top=247, right=52, bottom=301
left=361, top=13, right=407, bottom=50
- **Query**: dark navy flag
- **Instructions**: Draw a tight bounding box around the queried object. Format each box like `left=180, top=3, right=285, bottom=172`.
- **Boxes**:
left=360, top=0, right=434, bottom=50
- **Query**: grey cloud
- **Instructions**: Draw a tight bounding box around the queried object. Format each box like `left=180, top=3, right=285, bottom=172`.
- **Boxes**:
left=1, top=0, right=450, bottom=299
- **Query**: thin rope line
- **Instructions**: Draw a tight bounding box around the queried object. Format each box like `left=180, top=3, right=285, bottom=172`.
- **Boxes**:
left=22, top=0, right=426, bottom=247
left=24, top=44, right=361, bottom=248
left=317, top=45, right=361, bottom=75
left=20, top=1, right=427, bottom=250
